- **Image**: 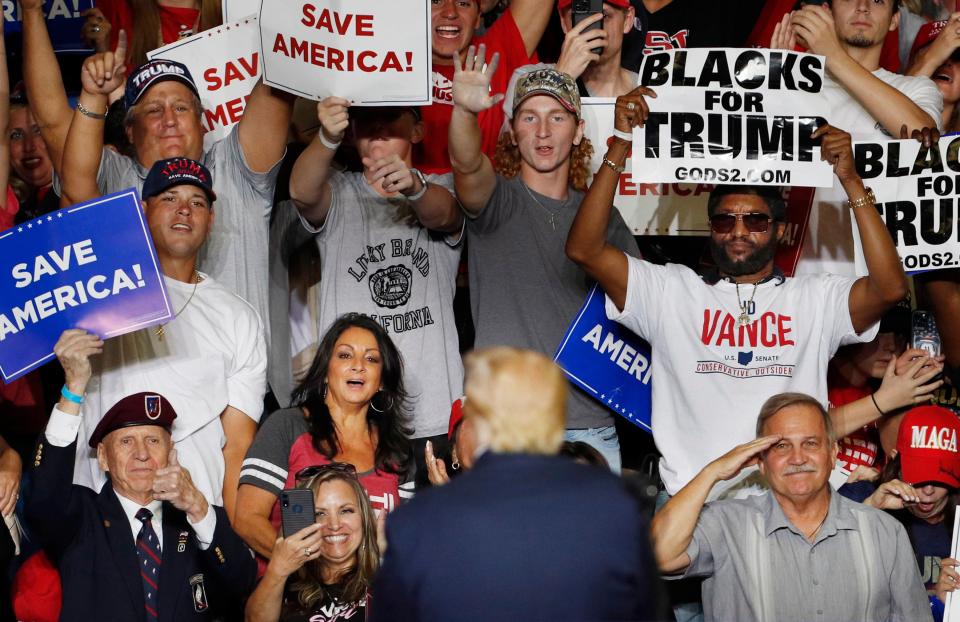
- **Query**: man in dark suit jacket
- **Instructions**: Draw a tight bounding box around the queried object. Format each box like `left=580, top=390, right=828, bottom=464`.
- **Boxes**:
left=25, top=330, right=257, bottom=621
left=369, top=347, right=658, bottom=622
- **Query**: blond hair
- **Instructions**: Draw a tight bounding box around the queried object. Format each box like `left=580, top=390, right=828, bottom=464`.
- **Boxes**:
left=463, top=347, right=566, bottom=455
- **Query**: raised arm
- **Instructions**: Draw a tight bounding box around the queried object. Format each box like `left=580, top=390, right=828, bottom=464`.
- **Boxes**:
left=791, top=5, right=937, bottom=134
left=651, top=435, right=780, bottom=574
left=815, top=125, right=908, bottom=332
left=61, top=36, right=128, bottom=204
left=288, top=97, right=348, bottom=227
left=508, top=0, right=555, bottom=57
left=237, top=80, right=294, bottom=174
left=906, top=13, right=960, bottom=79
left=566, top=87, right=653, bottom=311
left=449, top=45, right=502, bottom=216
left=20, top=0, right=75, bottom=172
left=830, top=353, right=943, bottom=438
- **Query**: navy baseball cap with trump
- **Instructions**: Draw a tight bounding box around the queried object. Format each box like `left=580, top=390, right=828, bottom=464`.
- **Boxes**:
left=89, top=392, right=178, bottom=447
left=142, top=157, right=217, bottom=202
left=124, top=59, right=200, bottom=110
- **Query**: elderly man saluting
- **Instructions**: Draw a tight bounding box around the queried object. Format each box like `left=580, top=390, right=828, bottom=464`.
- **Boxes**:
left=25, top=329, right=256, bottom=621
left=651, top=392, right=932, bottom=622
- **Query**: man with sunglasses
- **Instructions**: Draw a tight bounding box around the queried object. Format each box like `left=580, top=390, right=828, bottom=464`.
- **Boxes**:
left=566, top=87, right=907, bottom=501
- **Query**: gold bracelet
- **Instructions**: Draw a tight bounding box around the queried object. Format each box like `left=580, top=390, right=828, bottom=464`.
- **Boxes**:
left=847, top=188, right=876, bottom=210
left=76, top=101, right=107, bottom=120
left=602, top=157, right=625, bottom=174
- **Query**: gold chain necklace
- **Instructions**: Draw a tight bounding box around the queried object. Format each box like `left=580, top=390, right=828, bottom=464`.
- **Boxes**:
left=521, top=182, right=561, bottom=231
left=735, top=282, right=759, bottom=327
left=155, top=271, right=199, bottom=341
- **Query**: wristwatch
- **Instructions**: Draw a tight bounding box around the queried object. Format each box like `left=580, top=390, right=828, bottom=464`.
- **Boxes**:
left=406, top=168, right=428, bottom=201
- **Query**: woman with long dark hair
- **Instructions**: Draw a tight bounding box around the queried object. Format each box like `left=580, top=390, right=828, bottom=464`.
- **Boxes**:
left=245, top=465, right=379, bottom=622
left=235, top=313, right=412, bottom=563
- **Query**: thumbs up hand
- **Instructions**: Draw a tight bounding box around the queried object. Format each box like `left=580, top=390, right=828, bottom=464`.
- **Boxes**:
left=153, top=445, right=209, bottom=523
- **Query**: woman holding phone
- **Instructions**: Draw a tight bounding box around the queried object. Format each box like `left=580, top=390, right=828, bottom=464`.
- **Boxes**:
left=245, top=465, right=380, bottom=622
left=235, top=313, right=412, bottom=562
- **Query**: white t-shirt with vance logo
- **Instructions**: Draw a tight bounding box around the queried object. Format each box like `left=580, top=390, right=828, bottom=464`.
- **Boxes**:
left=606, top=259, right=878, bottom=498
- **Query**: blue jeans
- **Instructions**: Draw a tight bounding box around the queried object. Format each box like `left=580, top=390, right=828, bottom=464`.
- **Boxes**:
left=564, top=425, right=621, bottom=473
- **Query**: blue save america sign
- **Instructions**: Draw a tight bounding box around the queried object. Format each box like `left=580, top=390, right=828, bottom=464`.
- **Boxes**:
left=554, top=284, right=653, bottom=431
left=0, top=189, right=173, bottom=383
left=3, top=0, right=96, bottom=53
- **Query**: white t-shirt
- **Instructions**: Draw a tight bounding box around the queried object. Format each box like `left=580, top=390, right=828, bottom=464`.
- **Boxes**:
left=73, top=274, right=267, bottom=505
left=795, top=69, right=943, bottom=277
left=606, top=259, right=878, bottom=497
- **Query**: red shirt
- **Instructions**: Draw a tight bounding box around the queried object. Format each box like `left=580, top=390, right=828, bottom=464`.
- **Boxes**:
left=415, top=10, right=535, bottom=174
left=829, top=383, right=882, bottom=474
left=1, top=185, right=19, bottom=232
left=98, top=0, right=201, bottom=59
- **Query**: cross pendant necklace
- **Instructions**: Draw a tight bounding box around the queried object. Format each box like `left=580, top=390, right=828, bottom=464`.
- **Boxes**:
left=735, top=282, right=759, bottom=326
left=522, top=182, right=560, bottom=231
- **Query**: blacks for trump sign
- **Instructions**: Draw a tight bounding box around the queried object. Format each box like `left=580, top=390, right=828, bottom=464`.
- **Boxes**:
left=632, top=48, right=833, bottom=188
left=852, top=136, right=960, bottom=275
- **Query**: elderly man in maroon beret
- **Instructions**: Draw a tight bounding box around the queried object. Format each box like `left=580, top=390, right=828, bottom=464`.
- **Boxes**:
left=24, top=329, right=256, bottom=622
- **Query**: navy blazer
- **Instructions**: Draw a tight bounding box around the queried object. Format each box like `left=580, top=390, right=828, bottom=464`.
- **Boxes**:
left=25, top=436, right=257, bottom=622
left=369, top=452, right=659, bottom=621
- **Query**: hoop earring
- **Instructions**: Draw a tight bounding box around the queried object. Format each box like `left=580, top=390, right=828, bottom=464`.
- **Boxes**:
left=451, top=459, right=461, bottom=471
left=369, top=391, right=395, bottom=413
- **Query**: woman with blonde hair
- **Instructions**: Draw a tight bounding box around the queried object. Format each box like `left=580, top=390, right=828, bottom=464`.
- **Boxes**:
left=246, top=464, right=380, bottom=622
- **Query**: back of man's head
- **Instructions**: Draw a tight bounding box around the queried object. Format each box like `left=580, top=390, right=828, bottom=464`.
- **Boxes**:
left=463, top=347, right=566, bottom=455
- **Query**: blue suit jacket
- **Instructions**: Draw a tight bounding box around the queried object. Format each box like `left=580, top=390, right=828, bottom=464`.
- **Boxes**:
left=25, top=436, right=257, bottom=622
left=370, top=452, right=658, bottom=621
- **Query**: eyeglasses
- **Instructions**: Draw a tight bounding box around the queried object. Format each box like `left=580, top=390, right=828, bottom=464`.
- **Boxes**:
left=295, top=462, right=359, bottom=482
left=709, top=213, right=773, bottom=234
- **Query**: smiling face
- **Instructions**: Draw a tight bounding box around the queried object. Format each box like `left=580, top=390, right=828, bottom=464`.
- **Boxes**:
left=97, top=425, right=171, bottom=504
left=431, top=0, right=482, bottom=65
left=759, top=405, right=837, bottom=501
left=127, top=81, right=204, bottom=168
left=143, top=184, right=214, bottom=264
left=325, top=326, right=383, bottom=408
left=313, top=478, right=364, bottom=576
left=708, top=194, right=784, bottom=278
left=8, top=105, right=54, bottom=189
left=830, top=0, right=899, bottom=49
left=510, top=95, right=584, bottom=176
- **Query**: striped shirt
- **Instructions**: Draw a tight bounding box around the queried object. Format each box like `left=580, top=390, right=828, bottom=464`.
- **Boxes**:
left=672, top=489, right=933, bottom=622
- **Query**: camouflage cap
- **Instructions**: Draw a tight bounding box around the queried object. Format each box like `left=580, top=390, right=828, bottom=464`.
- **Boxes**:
left=511, top=66, right=581, bottom=120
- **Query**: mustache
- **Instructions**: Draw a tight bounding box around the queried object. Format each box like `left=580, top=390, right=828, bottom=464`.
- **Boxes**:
left=781, top=465, right=817, bottom=475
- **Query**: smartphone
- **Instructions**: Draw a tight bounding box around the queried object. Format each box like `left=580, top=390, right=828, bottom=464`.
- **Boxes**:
left=280, top=489, right=316, bottom=538
left=911, top=310, right=942, bottom=357
left=572, top=0, right=605, bottom=54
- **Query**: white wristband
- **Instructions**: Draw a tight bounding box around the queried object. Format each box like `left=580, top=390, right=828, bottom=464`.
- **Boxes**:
left=318, top=131, right=341, bottom=150
left=612, top=129, right=633, bottom=142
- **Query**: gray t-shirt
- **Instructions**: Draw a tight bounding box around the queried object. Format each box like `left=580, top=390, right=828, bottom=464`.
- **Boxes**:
left=467, top=175, right=640, bottom=429
left=96, top=126, right=282, bottom=345
left=299, top=171, right=464, bottom=438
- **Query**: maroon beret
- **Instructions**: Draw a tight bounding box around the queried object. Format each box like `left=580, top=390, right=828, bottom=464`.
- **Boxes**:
left=88, top=392, right=177, bottom=448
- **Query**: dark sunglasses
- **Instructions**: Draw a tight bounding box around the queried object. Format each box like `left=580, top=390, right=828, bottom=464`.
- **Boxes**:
left=709, top=213, right=773, bottom=234
left=295, top=462, right=359, bottom=482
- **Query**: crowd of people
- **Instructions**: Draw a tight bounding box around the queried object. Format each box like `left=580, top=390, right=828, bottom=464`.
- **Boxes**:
left=2, top=0, right=960, bottom=620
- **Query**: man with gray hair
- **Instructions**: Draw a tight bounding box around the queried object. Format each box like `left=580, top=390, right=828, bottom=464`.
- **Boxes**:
left=651, top=392, right=932, bottom=622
